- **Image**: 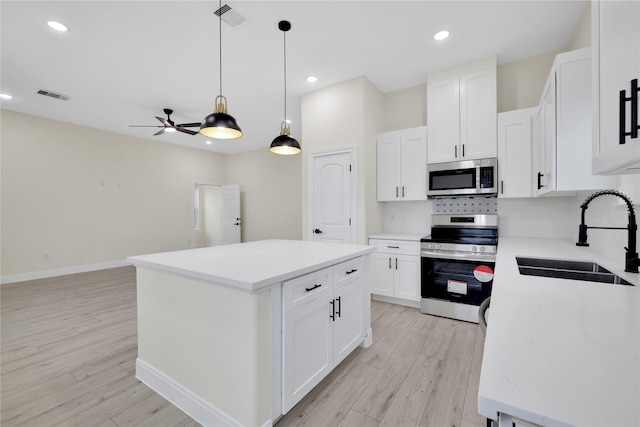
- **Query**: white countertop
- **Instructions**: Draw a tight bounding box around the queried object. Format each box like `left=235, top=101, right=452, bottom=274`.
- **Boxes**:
left=479, top=237, right=639, bottom=426
left=368, top=233, right=428, bottom=241
left=127, top=239, right=375, bottom=293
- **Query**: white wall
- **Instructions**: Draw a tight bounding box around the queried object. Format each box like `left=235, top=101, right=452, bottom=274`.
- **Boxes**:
left=1, top=110, right=227, bottom=280
left=225, top=148, right=302, bottom=242
left=301, top=76, right=383, bottom=244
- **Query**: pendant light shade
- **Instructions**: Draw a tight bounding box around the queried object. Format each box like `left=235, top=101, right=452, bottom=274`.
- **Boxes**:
left=200, top=95, right=243, bottom=139
left=270, top=121, right=301, bottom=155
left=200, top=1, right=242, bottom=139
left=270, top=20, right=301, bottom=155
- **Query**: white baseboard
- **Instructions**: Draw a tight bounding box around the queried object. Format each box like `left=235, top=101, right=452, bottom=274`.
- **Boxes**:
left=0, top=260, right=130, bottom=285
left=135, top=358, right=251, bottom=427
left=371, top=294, right=421, bottom=309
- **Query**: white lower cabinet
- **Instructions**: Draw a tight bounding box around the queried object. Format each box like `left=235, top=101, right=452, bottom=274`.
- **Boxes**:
left=369, top=239, right=421, bottom=305
left=282, top=259, right=364, bottom=412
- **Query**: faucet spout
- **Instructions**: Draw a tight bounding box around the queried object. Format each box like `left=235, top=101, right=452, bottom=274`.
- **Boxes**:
left=576, top=190, right=638, bottom=273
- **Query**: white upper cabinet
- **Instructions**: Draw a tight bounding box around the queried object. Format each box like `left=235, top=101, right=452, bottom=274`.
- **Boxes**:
left=533, top=48, right=616, bottom=196
left=376, top=126, right=427, bottom=201
left=592, top=0, right=640, bottom=174
left=497, top=108, right=537, bottom=198
left=427, top=58, right=497, bottom=164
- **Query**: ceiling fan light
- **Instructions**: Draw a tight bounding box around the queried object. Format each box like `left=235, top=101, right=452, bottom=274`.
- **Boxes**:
left=165, top=127, right=177, bottom=133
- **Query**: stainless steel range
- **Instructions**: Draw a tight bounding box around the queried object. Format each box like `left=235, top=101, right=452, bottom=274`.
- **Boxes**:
left=420, top=214, right=498, bottom=323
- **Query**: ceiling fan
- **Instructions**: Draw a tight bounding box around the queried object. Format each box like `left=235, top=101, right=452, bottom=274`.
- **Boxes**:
left=129, top=109, right=201, bottom=136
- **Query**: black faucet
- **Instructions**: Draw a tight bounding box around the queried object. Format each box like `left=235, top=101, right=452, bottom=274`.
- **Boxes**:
left=576, top=190, right=639, bottom=273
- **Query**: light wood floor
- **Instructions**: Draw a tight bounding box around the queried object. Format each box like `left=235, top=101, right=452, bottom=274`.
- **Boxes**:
left=1, top=266, right=486, bottom=427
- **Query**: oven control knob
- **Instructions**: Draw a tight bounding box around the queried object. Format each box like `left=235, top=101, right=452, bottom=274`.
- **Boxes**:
left=479, top=246, right=485, bottom=252
left=472, top=245, right=478, bottom=252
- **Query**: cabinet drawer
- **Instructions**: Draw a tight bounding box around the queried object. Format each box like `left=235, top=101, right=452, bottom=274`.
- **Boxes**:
left=369, top=239, right=420, bottom=256
left=283, top=268, right=333, bottom=313
left=333, top=256, right=364, bottom=288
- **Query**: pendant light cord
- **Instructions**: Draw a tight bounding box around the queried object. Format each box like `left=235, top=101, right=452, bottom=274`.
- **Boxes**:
left=283, top=28, right=287, bottom=121
left=219, top=0, right=223, bottom=96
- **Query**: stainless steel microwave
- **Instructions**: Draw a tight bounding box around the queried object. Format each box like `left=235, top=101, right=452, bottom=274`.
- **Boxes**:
left=427, top=158, right=498, bottom=197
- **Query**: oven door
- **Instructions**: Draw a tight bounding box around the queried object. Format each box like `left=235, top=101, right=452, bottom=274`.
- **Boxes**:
left=420, top=250, right=495, bottom=306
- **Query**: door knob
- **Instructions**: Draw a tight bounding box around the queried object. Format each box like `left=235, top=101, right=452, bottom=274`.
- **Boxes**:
left=313, top=228, right=323, bottom=234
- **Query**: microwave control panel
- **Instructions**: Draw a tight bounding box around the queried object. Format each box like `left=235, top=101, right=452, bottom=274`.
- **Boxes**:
left=479, top=166, right=494, bottom=189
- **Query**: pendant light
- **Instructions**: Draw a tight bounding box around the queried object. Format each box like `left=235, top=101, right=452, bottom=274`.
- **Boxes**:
left=200, top=0, right=243, bottom=139
left=270, top=20, right=301, bottom=155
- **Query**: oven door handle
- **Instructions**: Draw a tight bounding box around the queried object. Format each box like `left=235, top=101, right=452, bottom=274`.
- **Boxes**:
left=420, top=249, right=496, bottom=263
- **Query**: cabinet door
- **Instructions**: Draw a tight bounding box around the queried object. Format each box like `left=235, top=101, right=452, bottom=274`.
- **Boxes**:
left=282, top=294, right=333, bottom=412
left=540, top=76, right=556, bottom=195
left=394, top=255, right=421, bottom=302
left=427, top=77, right=460, bottom=163
left=556, top=54, right=615, bottom=191
left=533, top=104, right=546, bottom=196
left=593, top=0, right=640, bottom=174
left=377, top=132, right=401, bottom=201
left=400, top=127, right=427, bottom=201
left=371, top=252, right=394, bottom=297
left=333, top=278, right=364, bottom=366
left=497, top=109, right=534, bottom=198
left=460, top=68, right=497, bottom=160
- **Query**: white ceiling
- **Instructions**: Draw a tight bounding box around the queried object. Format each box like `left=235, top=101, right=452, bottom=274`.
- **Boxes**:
left=1, top=1, right=588, bottom=154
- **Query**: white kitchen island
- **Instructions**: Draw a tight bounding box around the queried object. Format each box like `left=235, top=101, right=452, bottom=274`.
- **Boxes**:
left=127, top=239, right=375, bottom=427
left=479, top=237, right=639, bottom=426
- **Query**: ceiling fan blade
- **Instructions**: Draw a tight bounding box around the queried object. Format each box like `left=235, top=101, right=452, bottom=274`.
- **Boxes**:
left=177, top=122, right=202, bottom=128
left=155, top=116, right=171, bottom=127
left=176, top=127, right=198, bottom=136
left=154, top=128, right=166, bottom=136
left=129, top=125, right=163, bottom=128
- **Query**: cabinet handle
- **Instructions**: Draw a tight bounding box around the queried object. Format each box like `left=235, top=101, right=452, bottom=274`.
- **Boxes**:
left=329, top=299, right=335, bottom=321
left=537, top=172, right=544, bottom=190
left=305, top=283, right=322, bottom=292
left=619, top=78, right=639, bottom=144
left=462, top=144, right=465, bottom=157
left=387, top=245, right=400, bottom=249
left=336, top=296, right=341, bottom=318
left=345, top=269, right=358, bottom=275
left=396, top=186, right=399, bottom=198
left=501, top=180, right=504, bottom=194
left=402, top=186, right=405, bottom=197
left=454, top=145, right=458, bottom=158
left=395, top=257, right=398, bottom=270
left=388, top=257, right=392, bottom=269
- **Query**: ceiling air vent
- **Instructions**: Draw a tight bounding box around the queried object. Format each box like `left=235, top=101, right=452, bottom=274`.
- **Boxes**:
left=36, top=89, right=69, bottom=101
left=214, top=4, right=246, bottom=27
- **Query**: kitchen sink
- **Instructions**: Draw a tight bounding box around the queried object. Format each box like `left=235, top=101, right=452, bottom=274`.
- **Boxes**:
left=516, top=257, right=634, bottom=286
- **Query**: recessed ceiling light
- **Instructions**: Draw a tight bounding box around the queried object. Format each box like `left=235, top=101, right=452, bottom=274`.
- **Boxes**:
left=205, top=140, right=212, bottom=145
left=48, top=21, right=68, bottom=32
left=0, top=93, right=13, bottom=100
left=434, top=30, right=450, bottom=41
left=306, top=76, right=318, bottom=83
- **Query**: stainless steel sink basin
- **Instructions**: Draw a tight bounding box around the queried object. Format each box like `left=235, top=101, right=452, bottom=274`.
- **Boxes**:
left=516, top=257, right=633, bottom=286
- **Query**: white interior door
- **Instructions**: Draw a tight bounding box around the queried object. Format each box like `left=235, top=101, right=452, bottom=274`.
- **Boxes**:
left=310, top=150, right=354, bottom=243
left=221, top=184, right=241, bottom=245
